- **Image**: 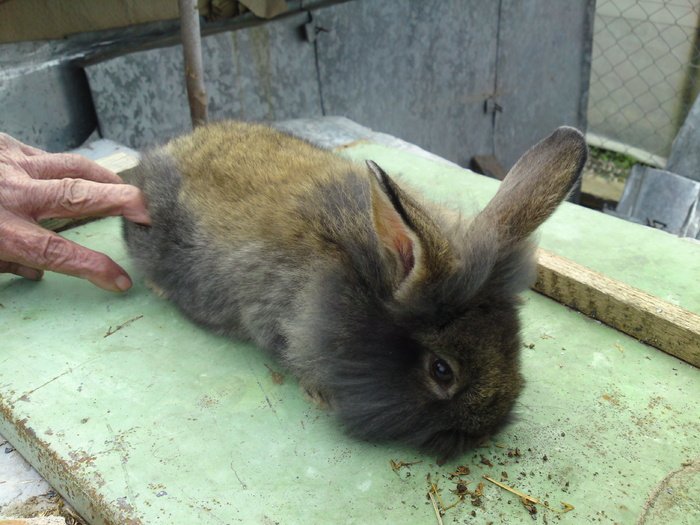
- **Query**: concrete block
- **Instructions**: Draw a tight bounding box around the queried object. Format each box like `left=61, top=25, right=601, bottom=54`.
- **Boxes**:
left=668, top=92, right=700, bottom=182
left=610, top=165, right=700, bottom=238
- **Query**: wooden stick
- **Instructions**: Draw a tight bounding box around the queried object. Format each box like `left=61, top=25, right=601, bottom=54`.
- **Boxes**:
left=483, top=475, right=537, bottom=504
left=483, top=475, right=574, bottom=514
left=534, top=248, right=700, bottom=368
left=427, top=491, right=443, bottom=525
left=104, top=315, right=144, bottom=338
left=390, top=459, right=422, bottom=473
left=178, top=0, right=208, bottom=127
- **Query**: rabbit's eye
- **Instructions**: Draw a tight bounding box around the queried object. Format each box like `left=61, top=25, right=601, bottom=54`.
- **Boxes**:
left=431, top=358, right=454, bottom=384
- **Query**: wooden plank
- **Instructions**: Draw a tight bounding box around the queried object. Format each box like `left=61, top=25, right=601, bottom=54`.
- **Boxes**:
left=470, top=154, right=508, bottom=181
left=534, top=248, right=700, bottom=368
left=94, top=152, right=139, bottom=173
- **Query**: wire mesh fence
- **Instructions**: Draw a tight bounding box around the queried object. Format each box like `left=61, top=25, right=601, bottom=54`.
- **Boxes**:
left=587, top=0, right=700, bottom=167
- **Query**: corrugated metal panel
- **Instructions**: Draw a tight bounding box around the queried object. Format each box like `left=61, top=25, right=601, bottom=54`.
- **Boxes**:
left=86, top=12, right=322, bottom=149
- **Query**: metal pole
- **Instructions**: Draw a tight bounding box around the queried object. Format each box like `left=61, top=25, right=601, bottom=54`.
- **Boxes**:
left=178, top=0, right=208, bottom=127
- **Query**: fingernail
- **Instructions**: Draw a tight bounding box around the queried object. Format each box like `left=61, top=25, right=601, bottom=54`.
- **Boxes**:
left=114, top=274, right=132, bottom=292
left=131, top=210, right=152, bottom=226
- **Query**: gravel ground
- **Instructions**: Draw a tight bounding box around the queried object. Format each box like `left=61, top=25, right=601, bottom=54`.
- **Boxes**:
left=0, top=437, right=86, bottom=524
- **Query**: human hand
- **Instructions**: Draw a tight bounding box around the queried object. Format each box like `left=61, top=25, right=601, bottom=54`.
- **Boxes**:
left=0, top=133, right=150, bottom=292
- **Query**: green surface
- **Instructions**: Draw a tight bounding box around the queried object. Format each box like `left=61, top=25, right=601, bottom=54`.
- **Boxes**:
left=1, top=144, right=699, bottom=524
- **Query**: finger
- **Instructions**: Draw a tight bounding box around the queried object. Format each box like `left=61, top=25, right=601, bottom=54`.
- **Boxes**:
left=0, top=221, right=133, bottom=292
left=20, top=152, right=125, bottom=184
left=0, top=132, right=46, bottom=156
left=31, top=178, right=151, bottom=225
left=0, top=260, right=44, bottom=281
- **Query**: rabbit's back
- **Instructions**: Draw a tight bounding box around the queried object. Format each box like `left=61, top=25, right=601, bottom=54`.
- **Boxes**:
left=123, top=121, right=379, bottom=350
left=167, top=122, right=363, bottom=245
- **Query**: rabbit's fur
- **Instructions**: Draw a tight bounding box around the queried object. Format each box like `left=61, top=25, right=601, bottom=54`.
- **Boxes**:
left=123, top=121, right=587, bottom=457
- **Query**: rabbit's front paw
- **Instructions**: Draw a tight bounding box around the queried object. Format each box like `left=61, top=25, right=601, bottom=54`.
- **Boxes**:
left=301, top=384, right=332, bottom=410
left=145, top=278, right=169, bottom=299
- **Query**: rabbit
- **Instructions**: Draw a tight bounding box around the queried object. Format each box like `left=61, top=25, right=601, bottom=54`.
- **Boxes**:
left=122, top=120, right=587, bottom=458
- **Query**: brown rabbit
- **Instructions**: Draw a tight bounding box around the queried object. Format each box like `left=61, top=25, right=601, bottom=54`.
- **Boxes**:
left=123, top=121, right=587, bottom=457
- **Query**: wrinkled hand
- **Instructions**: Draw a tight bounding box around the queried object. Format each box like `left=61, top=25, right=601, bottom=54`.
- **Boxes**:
left=0, top=133, right=150, bottom=292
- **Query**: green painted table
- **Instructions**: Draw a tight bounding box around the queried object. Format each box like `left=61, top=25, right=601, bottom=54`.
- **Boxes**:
left=1, top=143, right=699, bottom=524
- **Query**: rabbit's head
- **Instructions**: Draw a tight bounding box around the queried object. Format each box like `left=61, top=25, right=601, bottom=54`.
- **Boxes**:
left=322, top=127, right=587, bottom=457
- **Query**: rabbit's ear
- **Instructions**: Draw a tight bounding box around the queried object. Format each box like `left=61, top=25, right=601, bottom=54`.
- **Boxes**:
left=367, top=161, right=419, bottom=279
left=367, top=161, right=452, bottom=287
left=475, top=127, right=587, bottom=242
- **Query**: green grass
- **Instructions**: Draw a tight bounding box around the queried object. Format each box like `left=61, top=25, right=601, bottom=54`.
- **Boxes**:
left=589, top=146, right=638, bottom=171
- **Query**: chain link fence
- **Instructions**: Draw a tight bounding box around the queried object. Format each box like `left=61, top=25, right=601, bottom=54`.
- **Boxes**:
left=587, top=0, right=700, bottom=167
